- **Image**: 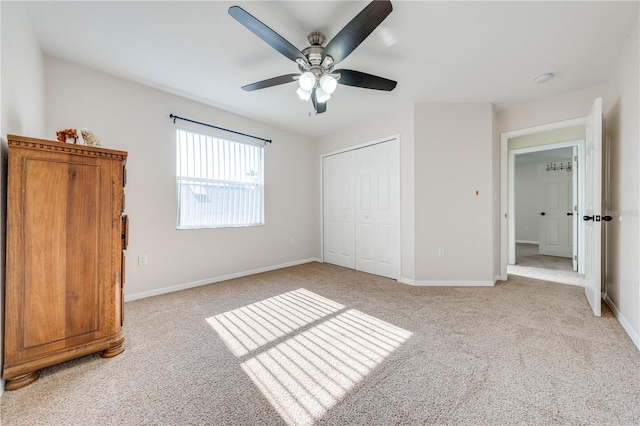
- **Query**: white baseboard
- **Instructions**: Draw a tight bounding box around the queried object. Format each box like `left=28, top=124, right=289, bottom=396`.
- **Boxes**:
left=401, top=279, right=495, bottom=287
left=603, top=293, right=640, bottom=351
left=515, top=240, right=539, bottom=244
left=125, top=257, right=321, bottom=302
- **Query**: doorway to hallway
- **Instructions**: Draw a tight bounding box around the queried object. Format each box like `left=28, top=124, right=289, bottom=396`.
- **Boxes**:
left=500, top=98, right=605, bottom=317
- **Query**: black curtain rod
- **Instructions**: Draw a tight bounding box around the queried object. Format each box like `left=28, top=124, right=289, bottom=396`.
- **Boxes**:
left=169, top=114, right=272, bottom=144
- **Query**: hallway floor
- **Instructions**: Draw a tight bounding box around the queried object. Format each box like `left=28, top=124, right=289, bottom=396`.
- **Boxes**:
left=508, top=243, right=583, bottom=286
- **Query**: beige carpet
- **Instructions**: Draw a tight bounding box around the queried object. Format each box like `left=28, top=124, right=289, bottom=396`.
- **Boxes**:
left=509, top=243, right=584, bottom=287
left=2, top=262, right=639, bottom=425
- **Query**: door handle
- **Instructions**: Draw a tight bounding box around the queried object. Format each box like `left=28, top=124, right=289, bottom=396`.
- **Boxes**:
left=540, top=212, right=546, bottom=216
left=602, top=215, right=613, bottom=222
left=566, top=212, right=573, bottom=216
left=584, top=215, right=602, bottom=222
left=583, top=215, right=594, bottom=221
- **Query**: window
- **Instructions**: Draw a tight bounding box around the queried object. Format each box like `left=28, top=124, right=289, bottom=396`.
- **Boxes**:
left=176, top=128, right=264, bottom=229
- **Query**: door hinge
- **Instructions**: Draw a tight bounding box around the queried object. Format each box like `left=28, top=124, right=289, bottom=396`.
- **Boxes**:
left=574, top=155, right=578, bottom=162
left=574, top=205, right=578, bottom=211
left=574, top=255, right=578, bottom=261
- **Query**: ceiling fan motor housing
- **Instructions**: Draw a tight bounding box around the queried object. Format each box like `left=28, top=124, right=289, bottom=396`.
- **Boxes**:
left=307, top=31, right=326, bottom=47
left=299, top=32, right=337, bottom=86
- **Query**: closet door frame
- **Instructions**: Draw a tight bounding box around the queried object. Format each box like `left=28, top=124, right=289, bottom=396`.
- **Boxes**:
left=321, top=134, right=401, bottom=279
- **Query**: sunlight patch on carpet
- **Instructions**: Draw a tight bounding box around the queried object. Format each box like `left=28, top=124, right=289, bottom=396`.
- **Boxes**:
left=207, top=288, right=412, bottom=425
left=207, top=288, right=345, bottom=357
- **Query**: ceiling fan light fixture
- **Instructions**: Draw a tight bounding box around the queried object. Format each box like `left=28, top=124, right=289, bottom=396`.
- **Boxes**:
left=316, top=87, right=331, bottom=103
left=229, top=1, right=397, bottom=114
left=299, top=72, right=316, bottom=91
left=296, top=87, right=312, bottom=101
left=320, top=74, right=338, bottom=94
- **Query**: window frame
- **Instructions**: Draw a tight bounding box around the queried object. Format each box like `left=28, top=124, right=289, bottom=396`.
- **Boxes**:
left=175, top=127, right=265, bottom=230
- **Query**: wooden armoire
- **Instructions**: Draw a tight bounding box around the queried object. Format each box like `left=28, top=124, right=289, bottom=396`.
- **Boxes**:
left=2, top=135, right=128, bottom=391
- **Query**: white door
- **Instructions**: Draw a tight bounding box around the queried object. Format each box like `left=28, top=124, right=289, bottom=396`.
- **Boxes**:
left=538, top=163, right=573, bottom=257
left=355, top=140, right=400, bottom=279
left=323, top=151, right=355, bottom=269
left=583, top=98, right=603, bottom=317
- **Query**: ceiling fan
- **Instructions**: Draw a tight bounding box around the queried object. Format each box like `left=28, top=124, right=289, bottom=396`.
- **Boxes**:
left=228, top=1, right=397, bottom=114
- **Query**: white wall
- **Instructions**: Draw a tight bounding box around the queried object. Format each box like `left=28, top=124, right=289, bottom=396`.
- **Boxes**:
left=315, top=103, right=415, bottom=282
left=1, top=3, right=45, bottom=139
left=0, top=0, right=47, bottom=396
left=316, top=102, right=499, bottom=285
left=496, top=85, right=605, bottom=134
left=44, top=57, right=320, bottom=299
left=509, top=125, right=585, bottom=150
left=414, top=103, right=495, bottom=284
left=514, top=162, right=539, bottom=243
left=603, top=13, right=639, bottom=344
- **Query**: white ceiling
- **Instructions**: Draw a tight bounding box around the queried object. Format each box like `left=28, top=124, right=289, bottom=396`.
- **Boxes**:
left=24, top=1, right=639, bottom=139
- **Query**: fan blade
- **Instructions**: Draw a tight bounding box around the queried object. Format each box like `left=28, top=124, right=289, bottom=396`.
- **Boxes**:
left=241, top=74, right=299, bottom=91
left=311, top=90, right=327, bottom=114
left=323, top=1, right=393, bottom=65
left=336, top=69, right=397, bottom=91
left=229, top=6, right=307, bottom=64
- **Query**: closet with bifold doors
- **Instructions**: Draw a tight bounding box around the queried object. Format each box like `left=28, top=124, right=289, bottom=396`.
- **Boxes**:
left=322, top=138, right=400, bottom=279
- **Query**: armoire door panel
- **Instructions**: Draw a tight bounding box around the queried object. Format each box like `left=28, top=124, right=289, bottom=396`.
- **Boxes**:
left=23, top=160, right=67, bottom=348
left=22, top=159, right=108, bottom=351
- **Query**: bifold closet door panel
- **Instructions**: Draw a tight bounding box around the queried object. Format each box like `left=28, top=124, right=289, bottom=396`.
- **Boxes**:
left=355, top=140, right=400, bottom=279
left=355, top=146, right=376, bottom=274
left=323, top=150, right=356, bottom=269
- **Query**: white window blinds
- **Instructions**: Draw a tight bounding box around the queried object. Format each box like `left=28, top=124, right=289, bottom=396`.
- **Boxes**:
left=176, top=128, right=264, bottom=229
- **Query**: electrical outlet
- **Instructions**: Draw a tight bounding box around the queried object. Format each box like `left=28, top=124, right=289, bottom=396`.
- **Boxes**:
left=138, top=255, right=148, bottom=266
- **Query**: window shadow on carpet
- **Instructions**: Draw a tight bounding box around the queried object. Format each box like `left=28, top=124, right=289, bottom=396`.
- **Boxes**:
left=207, top=288, right=412, bottom=425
